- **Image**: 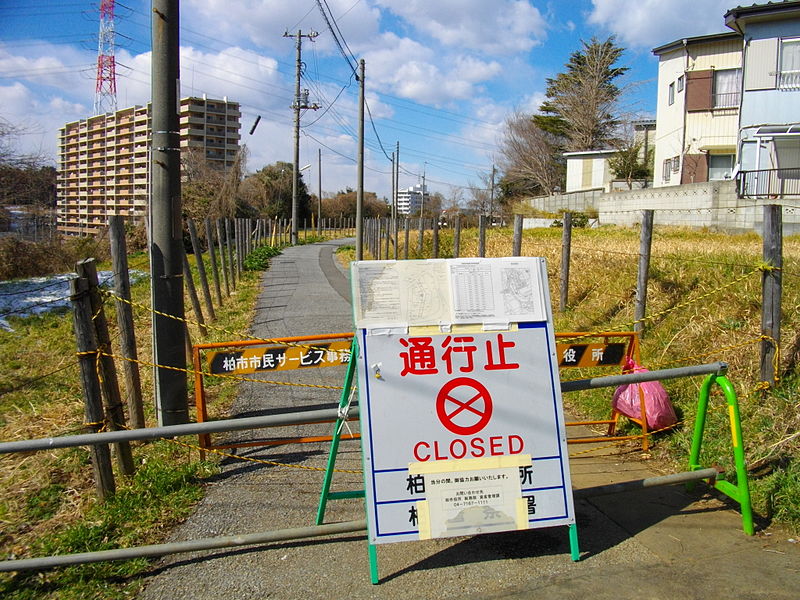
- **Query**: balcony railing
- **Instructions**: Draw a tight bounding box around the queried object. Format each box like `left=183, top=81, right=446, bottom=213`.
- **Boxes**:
left=778, top=71, right=800, bottom=91
left=737, top=168, right=800, bottom=198
left=713, top=91, right=740, bottom=109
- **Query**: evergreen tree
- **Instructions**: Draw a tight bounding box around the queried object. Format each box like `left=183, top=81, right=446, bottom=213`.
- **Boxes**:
left=534, top=36, right=628, bottom=152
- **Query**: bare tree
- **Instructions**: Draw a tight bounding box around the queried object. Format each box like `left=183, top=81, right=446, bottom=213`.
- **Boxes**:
left=182, top=146, right=247, bottom=221
left=497, top=111, right=564, bottom=196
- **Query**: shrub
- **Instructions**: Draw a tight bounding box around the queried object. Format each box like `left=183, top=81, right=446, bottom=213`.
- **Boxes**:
left=243, top=245, right=282, bottom=270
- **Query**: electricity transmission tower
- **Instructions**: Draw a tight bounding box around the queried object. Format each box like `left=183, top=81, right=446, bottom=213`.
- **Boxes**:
left=94, top=0, right=118, bottom=115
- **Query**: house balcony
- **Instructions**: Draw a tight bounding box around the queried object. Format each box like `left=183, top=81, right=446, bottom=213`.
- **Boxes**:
left=737, top=168, right=800, bottom=198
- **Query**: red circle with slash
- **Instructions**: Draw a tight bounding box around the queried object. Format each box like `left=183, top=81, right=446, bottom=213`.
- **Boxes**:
left=435, top=377, right=493, bottom=435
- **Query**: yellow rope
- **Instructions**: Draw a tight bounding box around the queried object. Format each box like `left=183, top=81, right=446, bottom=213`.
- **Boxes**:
left=95, top=350, right=344, bottom=390
left=558, top=266, right=762, bottom=345
left=101, top=289, right=347, bottom=353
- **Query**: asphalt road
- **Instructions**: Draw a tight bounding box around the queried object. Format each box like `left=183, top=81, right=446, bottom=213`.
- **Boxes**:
left=138, top=240, right=799, bottom=600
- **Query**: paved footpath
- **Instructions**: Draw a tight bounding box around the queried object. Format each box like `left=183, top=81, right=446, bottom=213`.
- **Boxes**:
left=139, top=240, right=799, bottom=600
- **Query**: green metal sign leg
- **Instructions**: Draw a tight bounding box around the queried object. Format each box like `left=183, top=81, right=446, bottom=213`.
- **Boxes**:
left=316, top=340, right=358, bottom=526
left=568, top=523, right=580, bottom=561
left=368, top=542, right=379, bottom=584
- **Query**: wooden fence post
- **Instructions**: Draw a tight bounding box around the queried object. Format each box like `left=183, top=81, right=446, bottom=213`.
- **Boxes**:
left=634, top=209, right=654, bottom=337
left=393, top=217, right=399, bottom=260
left=205, top=217, right=223, bottom=305
left=108, top=216, right=145, bottom=429
left=403, top=217, right=410, bottom=260
left=384, top=217, right=391, bottom=260
left=560, top=212, right=572, bottom=312
left=453, top=215, right=461, bottom=258
left=216, top=219, right=230, bottom=297
left=70, top=276, right=116, bottom=500
left=478, top=215, right=487, bottom=257
left=512, top=214, right=523, bottom=257
left=761, top=204, right=783, bottom=386
left=182, top=249, right=208, bottom=337
left=75, top=258, right=135, bottom=476
left=225, top=218, right=236, bottom=290
left=432, top=216, right=440, bottom=258
left=187, top=218, right=216, bottom=322
left=417, top=215, right=425, bottom=255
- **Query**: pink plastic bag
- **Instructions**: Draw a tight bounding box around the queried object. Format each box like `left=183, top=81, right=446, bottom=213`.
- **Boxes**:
left=612, top=359, right=677, bottom=430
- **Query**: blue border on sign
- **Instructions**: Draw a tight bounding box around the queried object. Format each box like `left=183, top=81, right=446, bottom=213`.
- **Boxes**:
left=363, top=322, right=574, bottom=540
left=519, top=321, right=572, bottom=524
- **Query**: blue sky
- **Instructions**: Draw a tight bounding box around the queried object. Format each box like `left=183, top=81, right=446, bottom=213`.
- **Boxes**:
left=0, top=0, right=735, bottom=201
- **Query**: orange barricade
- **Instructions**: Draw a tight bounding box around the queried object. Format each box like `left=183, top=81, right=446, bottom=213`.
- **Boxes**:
left=192, top=333, right=356, bottom=458
left=555, top=331, right=654, bottom=451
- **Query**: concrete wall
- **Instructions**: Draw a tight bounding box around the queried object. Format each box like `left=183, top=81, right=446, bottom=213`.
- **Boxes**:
left=597, top=180, right=800, bottom=234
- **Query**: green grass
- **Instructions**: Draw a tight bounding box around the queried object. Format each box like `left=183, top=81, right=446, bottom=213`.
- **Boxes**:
left=0, top=243, right=264, bottom=598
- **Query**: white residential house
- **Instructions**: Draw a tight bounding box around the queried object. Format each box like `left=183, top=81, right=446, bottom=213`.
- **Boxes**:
left=564, top=120, right=656, bottom=193
left=725, top=1, right=800, bottom=198
left=652, top=32, right=742, bottom=188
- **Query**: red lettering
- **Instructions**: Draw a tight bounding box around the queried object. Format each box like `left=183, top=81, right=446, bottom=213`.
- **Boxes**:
left=413, top=441, right=430, bottom=462
left=434, top=440, right=447, bottom=461
left=470, top=437, right=486, bottom=458
left=413, top=435, right=524, bottom=462
left=450, top=438, right=467, bottom=459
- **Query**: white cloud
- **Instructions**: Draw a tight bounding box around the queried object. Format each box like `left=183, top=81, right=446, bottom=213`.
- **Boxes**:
left=362, top=33, right=504, bottom=104
left=375, top=0, right=547, bottom=54
left=182, top=0, right=381, bottom=54
left=587, top=0, right=732, bottom=48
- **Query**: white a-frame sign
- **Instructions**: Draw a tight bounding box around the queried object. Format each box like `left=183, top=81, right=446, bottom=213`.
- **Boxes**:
left=318, top=257, right=578, bottom=583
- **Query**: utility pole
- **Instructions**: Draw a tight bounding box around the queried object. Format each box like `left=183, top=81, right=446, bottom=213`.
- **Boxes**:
left=395, top=141, right=400, bottom=220
left=356, top=59, right=365, bottom=260
left=151, top=0, right=187, bottom=426
left=390, top=152, right=395, bottom=220
left=284, top=29, right=319, bottom=245
left=317, top=148, right=322, bottom=236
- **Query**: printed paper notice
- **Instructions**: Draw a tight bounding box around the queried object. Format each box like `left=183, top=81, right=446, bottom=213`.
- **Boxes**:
left=449, top=258, right=546, bottom=324
left=353, top=261, right=452, bottom=328
left=354, top=262, right=401, bottom=326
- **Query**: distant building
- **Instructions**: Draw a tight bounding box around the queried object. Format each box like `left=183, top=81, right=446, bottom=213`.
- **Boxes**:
left=56, top=96, right=241, bottom=235
left=563, top=120, right=655, bottom=193
left=396, top=184, right=429, bottom=215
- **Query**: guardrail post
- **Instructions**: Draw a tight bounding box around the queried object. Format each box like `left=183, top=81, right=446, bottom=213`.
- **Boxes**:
left=688, top=374, right=754, bottom=535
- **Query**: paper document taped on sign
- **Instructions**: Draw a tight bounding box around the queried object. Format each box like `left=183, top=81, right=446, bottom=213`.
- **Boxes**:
left=352, top=258, right=547, bottom=329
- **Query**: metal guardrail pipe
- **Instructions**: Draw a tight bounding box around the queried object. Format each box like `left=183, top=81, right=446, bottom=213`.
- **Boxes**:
left=0, top=406, right=356, bottom=454
left=0, top=519, right=367, bottom=573
left=561, top=362, right=727, bottom=394
left=573, top=468, right=719, bottom=499
left=0, top=363, right=726, bottom=455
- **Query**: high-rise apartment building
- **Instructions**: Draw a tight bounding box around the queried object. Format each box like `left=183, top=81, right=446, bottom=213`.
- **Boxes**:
left=396, top=184, right=429, bottom=215
left=56, top=96, right=241, bottom=235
